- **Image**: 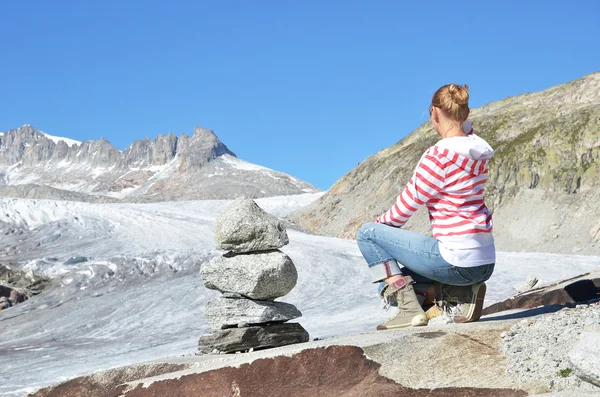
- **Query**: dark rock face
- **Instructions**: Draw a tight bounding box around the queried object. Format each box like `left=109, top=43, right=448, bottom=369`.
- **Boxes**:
left=483, top=272, right=600, bottom=315
left=0, top=264, right=52, bottom=293
left=0, top=126, right=182, bottom=169
left=0, top=265, right=52, bottom=310
left=177, top=127, right=236, bottom=172
left=0, top=283, right=31, bottom=309
left=120, top=134, right=178, bottom=168
left=197, top=322, right=309, bottom=354
left=30, top=346, right=528, bottom=397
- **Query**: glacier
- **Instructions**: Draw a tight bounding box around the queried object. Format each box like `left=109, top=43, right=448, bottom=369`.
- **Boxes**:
left=0, top=192, right=599, bottom=396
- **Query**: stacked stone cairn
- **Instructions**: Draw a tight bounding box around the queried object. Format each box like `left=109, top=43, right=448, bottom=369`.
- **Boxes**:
left=198, top=198, right=309, bottom=354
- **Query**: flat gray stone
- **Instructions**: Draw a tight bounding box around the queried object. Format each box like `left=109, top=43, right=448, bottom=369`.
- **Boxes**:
left=214, top=198, right=289, bottom=253
left=205, top=297, right=302, bottom=331
left=198, top=323, right=309, bottom=354
left=200, top=250, right=297, bottom=300
left=569, top=331, right=600, bottom=387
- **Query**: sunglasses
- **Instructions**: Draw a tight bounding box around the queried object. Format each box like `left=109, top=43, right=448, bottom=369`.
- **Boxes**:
left=429, top=106, right=434, bottom=116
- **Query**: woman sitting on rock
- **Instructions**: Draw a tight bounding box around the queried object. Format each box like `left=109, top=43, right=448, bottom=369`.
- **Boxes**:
left=357, top=84, right=496, bottom=330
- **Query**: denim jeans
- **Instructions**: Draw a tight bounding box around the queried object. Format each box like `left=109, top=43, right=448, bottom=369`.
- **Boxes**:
left=357, top=222, right=494, bottom=293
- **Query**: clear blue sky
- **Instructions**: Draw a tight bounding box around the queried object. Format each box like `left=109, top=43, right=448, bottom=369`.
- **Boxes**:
left=2, top=1, right=599, bottom=190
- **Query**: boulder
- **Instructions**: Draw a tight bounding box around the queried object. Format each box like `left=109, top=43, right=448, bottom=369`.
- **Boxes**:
left=0, top=283, right=31, bottom=305
left=204, top=297, right=302, bottom=330
left=0, top=296, right=11, bottom=310
left=214, top=198, right=288, bottom=253
left=569, top=331, right=600, bottom=387
left=197, top=323, right=309, bottom=354
left=200, top=250, right=297, bottom=300
left=483, top=272, right=600, bottom=315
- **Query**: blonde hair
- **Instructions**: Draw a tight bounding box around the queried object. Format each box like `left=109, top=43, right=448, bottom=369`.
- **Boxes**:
left=431, top=84, right=470, bottom=121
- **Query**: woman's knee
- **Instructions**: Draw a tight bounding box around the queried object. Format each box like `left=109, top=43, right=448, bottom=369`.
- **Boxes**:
left=357, top=222, right=379, bottom=240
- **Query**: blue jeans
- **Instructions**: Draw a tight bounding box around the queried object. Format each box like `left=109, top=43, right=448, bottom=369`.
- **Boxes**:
left=356, top=222, right=494, bottom=294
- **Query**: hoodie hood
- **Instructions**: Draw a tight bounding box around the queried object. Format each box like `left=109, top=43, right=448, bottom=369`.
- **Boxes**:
left=434, top=122, right=494, bottom=176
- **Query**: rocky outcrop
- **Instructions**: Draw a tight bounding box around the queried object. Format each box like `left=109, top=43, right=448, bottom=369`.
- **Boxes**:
left=199, top=199, right=308, bottom=353
left=0, top=265, right=51, bottom=310
left=290, top=72, right=600, bottom=255
left=483, top=271, right=600, bottom=315
left=177, top=127, right=235, bottom=172
left=0, top=283, right=31, bottom=310
left=0, top=125, right=320, bottom=202
left=30, top=324, right=535, bottom=397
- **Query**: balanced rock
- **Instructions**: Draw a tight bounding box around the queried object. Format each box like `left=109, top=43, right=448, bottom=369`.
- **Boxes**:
left=200, top=250, right=297, bottom=300
left=214, top=198, right=289, bottom=253
left=205, top=297, right=302, bottom=331
left=198, top=322, right=309, bottom=354
left=569, top=331, right=600, bottom=387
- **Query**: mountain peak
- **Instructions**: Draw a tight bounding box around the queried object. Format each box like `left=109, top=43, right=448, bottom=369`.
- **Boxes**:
left=193, top=126, right=215, bottom=136
left=0, top=124, right=318, bottom=202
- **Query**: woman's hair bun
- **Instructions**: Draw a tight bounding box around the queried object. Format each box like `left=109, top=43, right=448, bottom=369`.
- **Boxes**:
left=448, top=84, right=469, bottom=105
left=431, top=83, right=470, bottom=121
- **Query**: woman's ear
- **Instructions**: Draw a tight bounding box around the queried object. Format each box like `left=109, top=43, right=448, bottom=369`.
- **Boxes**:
left=432, top=107, right=439, bottom=124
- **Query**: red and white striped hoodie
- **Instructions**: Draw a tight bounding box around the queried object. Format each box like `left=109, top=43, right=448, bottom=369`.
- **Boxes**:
left=376, top=121, right=496, bottom=267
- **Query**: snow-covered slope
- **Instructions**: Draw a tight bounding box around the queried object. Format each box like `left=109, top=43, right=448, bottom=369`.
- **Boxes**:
left=0, top=125, right=320, bottom=202
left=0, top=194, right=599, bottom=396
left=41, top=131, right=82, bottom=147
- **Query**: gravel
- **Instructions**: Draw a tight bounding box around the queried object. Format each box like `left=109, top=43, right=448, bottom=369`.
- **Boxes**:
left=501, top=300, right=600, bottom=392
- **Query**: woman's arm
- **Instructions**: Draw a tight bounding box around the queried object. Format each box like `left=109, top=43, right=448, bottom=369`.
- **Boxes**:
left=376, top=148, right=447, bottom=227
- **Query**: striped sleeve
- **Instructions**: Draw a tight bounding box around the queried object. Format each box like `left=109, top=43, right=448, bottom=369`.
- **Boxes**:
left=376, top=149, right=447, bottom=227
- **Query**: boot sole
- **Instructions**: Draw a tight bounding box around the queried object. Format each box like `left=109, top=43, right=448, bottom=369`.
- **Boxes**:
left=454, top=283, right=486, bottom=323
left=377, top=314, right=428, bottom=330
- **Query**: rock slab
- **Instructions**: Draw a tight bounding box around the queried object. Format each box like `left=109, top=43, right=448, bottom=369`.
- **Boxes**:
left=197, top=323, right=309, bottom=354
left=483, top=272, right=600, bottom=315
left=214, top=198, right=289, bottom=253
left=205, top=297, right=302, bottom=331
left=199, top=250, right=297, bottom=300
left=569, top=331, right=600, bottom=387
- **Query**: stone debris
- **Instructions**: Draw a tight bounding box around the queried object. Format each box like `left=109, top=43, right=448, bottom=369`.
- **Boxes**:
left=501, top=301, right=600, bottom=392
left=199, top=199, right=308, bottom=354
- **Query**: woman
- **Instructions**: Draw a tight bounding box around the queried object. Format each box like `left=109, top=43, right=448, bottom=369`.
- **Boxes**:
left=357, top=84, right=496, bottom=330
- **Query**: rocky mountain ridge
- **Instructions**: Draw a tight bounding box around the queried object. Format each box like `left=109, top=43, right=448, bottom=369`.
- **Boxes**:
left=0, top=125, right=319, bottom=201
left=291, top=72, right=600, bottom=255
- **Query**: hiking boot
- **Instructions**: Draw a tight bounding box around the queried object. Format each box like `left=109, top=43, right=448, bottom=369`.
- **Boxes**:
left=424, top=304, right=442, bottom=320
left=439, top=282, right=487, bottom=323
left=378, top=281, right=427, bottom=308
left=377, top=276, right=428, bottom=330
